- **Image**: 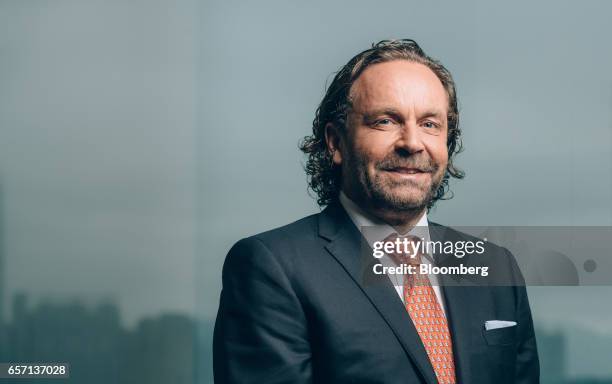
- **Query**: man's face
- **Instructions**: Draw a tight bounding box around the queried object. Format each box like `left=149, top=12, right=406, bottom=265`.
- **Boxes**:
left=332, top=60, right=449, bottom=213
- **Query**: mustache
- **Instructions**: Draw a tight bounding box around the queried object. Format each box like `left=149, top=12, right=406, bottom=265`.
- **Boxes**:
left=376, top=155, right=439, bottom=173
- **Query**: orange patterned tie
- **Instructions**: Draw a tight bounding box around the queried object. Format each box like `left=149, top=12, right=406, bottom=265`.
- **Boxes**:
left=384, top=234, right=457, bottom=384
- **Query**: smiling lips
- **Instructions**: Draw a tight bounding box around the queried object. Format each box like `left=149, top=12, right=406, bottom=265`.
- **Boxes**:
left=386, top=167, right=429, bottom=175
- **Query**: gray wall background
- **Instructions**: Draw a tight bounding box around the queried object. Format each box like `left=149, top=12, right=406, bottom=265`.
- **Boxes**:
left=1, top=0, right=197, bottom=327
left=1, top=0, right=611, bottom=382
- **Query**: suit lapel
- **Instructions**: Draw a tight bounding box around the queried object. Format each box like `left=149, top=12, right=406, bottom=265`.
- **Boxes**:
left=429, top=223, right=490, bottom=384
left=319, top=202, right=439, bottom=384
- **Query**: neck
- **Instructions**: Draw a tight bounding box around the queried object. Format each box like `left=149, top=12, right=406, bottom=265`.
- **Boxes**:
left=379, top=209, right=426, bottom=235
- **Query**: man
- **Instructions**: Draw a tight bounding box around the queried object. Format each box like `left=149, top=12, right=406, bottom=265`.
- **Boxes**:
left=213, top=39, right=539, bottom=384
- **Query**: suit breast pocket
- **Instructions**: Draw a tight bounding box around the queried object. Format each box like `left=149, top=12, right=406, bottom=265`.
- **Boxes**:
left=482, top=325, right=517, bottom=346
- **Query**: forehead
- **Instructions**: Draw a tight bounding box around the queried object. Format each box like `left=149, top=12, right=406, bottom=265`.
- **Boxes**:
left=349, top=60, right=449, bottom=114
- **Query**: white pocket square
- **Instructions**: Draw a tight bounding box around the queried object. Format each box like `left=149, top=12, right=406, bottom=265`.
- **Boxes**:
left=485, top=320, right=517, bottom=331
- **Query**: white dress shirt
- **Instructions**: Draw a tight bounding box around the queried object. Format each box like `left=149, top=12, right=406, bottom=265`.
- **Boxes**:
left=339, top=191, right=447, bottom=316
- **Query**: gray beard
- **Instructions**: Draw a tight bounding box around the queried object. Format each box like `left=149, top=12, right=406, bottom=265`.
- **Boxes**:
left=347, top=154, right=443, bottom=213
left=366, top=172, right=440, bottom=212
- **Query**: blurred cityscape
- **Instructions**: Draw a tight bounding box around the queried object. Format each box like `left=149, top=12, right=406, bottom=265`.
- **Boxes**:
left=0, top=293, right=214, bottom=383
left=538, top=327, right=612, bottom=384
left=0, top=291, right=610, bottom=383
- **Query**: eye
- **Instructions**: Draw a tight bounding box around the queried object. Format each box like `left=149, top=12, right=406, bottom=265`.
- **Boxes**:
left=375, top=118, right=393, bottom=126
left=422, top=121, right=438, bottom=129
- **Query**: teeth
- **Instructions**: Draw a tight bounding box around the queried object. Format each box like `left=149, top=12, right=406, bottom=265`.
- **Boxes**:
left=388, top=169, right=422, bottom=174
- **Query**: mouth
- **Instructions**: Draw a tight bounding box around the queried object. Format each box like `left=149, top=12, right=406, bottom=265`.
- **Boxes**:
left=381, top=167, right=432, bottom=183
left=385, top=167, right=429, bottom=175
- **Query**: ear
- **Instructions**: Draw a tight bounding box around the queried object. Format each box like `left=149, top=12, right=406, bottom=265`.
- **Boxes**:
left=324, top=123, right=343, bottom=166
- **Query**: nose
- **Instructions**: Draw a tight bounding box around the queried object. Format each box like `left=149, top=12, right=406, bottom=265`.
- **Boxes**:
left=395, top=121, right=425, bottom=155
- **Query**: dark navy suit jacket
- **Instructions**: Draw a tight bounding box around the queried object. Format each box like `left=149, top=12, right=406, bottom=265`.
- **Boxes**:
left=213, top=201, right=539, bottom=383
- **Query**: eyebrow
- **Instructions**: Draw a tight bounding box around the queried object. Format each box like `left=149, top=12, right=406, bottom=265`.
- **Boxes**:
left=360, top=108, right=446, bottom=122
left=419, top=109, right=446, bottom=120
left=361, top=108, right=404, bottom=122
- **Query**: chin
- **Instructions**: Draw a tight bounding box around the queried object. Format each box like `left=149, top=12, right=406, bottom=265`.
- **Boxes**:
left=373, top=190, right=430, bottom=211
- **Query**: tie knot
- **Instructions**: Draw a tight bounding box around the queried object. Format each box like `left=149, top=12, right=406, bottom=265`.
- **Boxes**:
left=382, top=233, right=424, bottom=266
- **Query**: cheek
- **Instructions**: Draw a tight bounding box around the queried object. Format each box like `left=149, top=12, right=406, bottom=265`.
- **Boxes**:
left=353, top=132, right=394, bottom=162
left=426, top=136, right=449, bottom=165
